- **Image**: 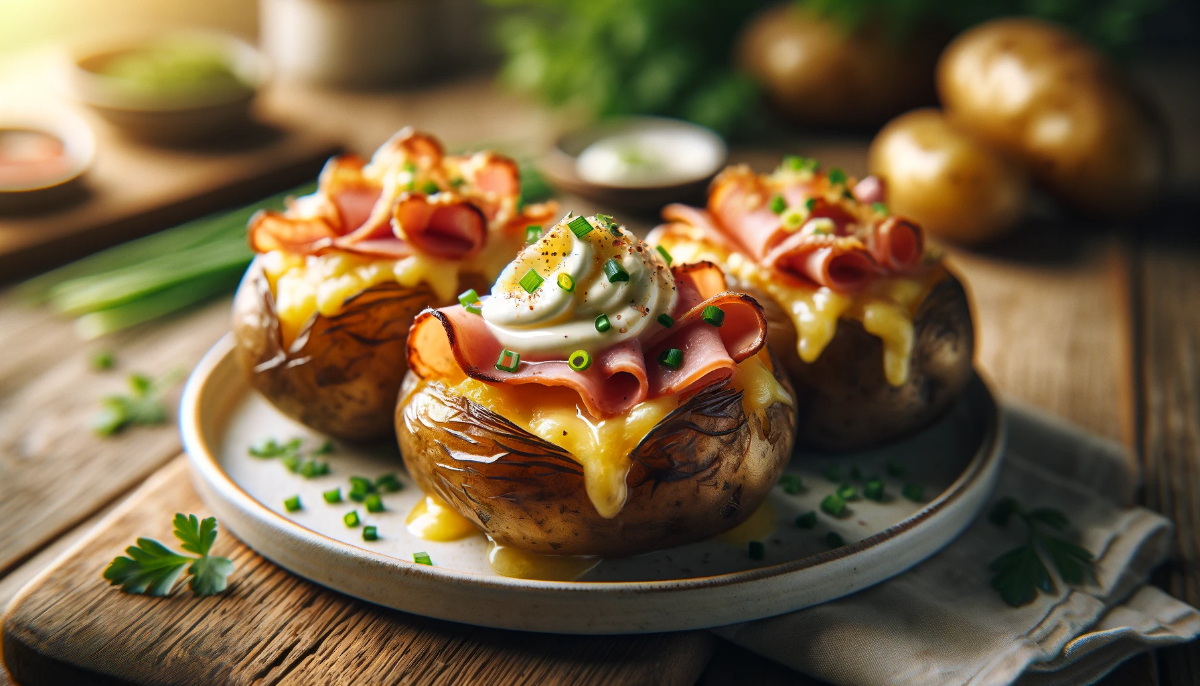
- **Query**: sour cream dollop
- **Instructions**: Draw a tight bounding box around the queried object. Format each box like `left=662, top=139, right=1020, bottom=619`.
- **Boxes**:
left=481, top=213, right=676, bottom=355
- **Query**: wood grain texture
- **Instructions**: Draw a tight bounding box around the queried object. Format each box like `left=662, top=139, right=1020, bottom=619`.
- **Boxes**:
left=1138, top=244, right=1200, bottom=685
left=0, top=298, right=231, bottom=578
left=2, top=457, right=715, bottom=686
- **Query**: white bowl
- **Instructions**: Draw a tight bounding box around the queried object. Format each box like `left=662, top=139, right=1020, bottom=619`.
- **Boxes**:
left=0, top=111, right=94, bottom=211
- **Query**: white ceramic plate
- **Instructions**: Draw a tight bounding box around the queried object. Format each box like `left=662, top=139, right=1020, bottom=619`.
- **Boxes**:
left=182, top=334, right=1004, bottom=634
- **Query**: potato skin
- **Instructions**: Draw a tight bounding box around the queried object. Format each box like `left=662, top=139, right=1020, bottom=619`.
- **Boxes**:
left=396, top=363, right=796, bottom=557
left=869, top=108, right=1029, bottom=245
left=232, top=258, right=437, bottom=441
left=937, top=18, right=1164, bottom=217
left=753, top=271, right=974, bottom=453
left=737, top=4, right=940, bottom=128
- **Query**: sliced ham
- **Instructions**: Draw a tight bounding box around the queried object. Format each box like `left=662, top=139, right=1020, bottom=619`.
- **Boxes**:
left=872, top=216, right=924, bottom=272
left=407, top=263, right=768, bottom=419
left=248, top=211, right=338, bottom=254
left=391, top=194, right=487, bottom=260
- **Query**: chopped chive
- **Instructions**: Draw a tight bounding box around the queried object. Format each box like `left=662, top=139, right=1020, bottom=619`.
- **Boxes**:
left=421, top=180, right=440, bottom=195
left=519, top=269, right=544, bottom=294
left=525, top=225, right=542, bottom=244
left=768, top=194, right=786, bottom=214
left=402, top=161, right=417, bottom=174
left=343, top=510, right=360, bottom=527
left=826, top=531, right=845, bottom=548
left=655, top=245, right=673, bottom=266
left=748, top=541, right=765, bottom=560
left=872, top=202, right=889, bottom=215
left=349, top=476, right=375, bottom=493
left=365, top=493, right=385, bottom=513
left=702, top=305, right=725, bottom=327
left=458, top=289, right=480, bottom=307
left=413, top=551, right=433, bottom=566
left=568, top=216, right=593, bottom=238
left=323, top=488, right=342, bottom=504
left=362, top=526, right=379, bottom=541
left=596, top=213, right=614, bottom=226
left=864, top=479, right=885, bottom=501
left=281, top=455, right=300, bottom=473
left=313, top=440, right=335, bottom=455
left=568, top=350, right=592, bottom=372
left=886, top=461, right=907, bottom=477
left=820, top=493, right=846, bottom=516
left=299, top=460, right=327, bottom=478
left=557, top=273, right=576, bottom=292
left=658, top=348, right=683, bottom=370
left=464, top=302, right=482, bottom=315
left=783, top=155, right=806, bottom=171
left=450, top=176, right=465, bottom=187
left=778, top=474, right=804, bottom=495
left=794, top=511, right=818, bottom=529
left=91, top=351, right=115, bottom=371
left=375, top=473, right=403, bottom=493
left=657, top=313, right=674, bottom=328
left=837, top=485, right=858, bottom=501
left=903, top=483, right=924, bottom=502
left=602, top=259, right=629, bottom=283
left=828, top=168, right=847, bottom=186
left=495, top=349, right=521, bottom=373
left=824, top=465, right=841, bottom=482
left=595, top=314, right=611, bottom=332
left=283, top=495, right=302, bottom=513
left=781, top=208, right=806, bottom=230
left=804, top=197, right=816, bottom=212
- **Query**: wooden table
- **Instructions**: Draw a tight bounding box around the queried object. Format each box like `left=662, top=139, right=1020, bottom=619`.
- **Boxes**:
left=1, top=65, right=1197, bottom=685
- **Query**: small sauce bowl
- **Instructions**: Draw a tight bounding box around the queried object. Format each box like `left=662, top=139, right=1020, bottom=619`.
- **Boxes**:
left=540, top=117, right=727, bottom=213
left=0, top=113, right=94, bottom=212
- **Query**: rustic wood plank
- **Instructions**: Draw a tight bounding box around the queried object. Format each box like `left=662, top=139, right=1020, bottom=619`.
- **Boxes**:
left=0, top=298, right=231, bottom=578
left=1, top=457, right=715, bottom=686
left=1137, top=243, right=1200, bottom=686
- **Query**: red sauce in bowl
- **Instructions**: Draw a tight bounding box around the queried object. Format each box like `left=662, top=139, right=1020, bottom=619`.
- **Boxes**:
left=0, top=129, right=73, bottom=189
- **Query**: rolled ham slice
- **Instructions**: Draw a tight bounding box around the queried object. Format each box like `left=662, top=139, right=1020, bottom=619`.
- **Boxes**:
left=872, top=216, right=924, bottom=272
left=407, top=263, right=768, bottom=419
left=389, top=194, right=487, bottom=260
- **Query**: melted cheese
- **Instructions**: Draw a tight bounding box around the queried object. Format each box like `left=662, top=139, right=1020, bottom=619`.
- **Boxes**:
left=486, top=539, right=600, bottom=581
left=405, top=494, right=478, bottom=541
left=655, top=232, right=945, bottom=387
left=260, top=233, right=520, bottom=348
left=440, top=353, right=790, bottom=520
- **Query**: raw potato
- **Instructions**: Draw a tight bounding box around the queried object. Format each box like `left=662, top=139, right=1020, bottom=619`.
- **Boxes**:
left=869, top=108, right=1028, bottom=245
left=737, top=4, right=939, bottom=127
left=937, top=18, right=1164, bottom=217
left=233, top=258, right=471, bottom=441
left=396, top=362, right=796, bottom=557
left=755, top=271, right=974, bottom=453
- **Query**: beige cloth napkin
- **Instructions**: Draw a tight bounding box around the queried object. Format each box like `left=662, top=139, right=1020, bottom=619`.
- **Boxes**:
left=714, top=404, right=1200, bottom=686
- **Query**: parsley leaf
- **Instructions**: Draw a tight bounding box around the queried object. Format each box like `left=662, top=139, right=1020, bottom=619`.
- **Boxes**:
left=103, top=514, right=234, bottom=597
left=987, top=498, right=1094, bottom=607
left=92, top=369, right=184, bottom=436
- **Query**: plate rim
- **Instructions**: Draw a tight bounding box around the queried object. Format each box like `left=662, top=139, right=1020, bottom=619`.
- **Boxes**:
left=182, top=334, right=1004, bottom=622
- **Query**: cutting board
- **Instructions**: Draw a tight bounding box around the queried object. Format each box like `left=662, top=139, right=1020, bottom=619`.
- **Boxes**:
left=0, top=457, right=715, bottom=686
left=0, top=108, right=339, bottom=283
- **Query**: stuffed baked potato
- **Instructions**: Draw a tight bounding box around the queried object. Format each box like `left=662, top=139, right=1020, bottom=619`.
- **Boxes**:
left=396, top=213, right=796, bottom=557
left=649, top=158, right=976, bottom=452
left=232, top=128, right=553, bottom=440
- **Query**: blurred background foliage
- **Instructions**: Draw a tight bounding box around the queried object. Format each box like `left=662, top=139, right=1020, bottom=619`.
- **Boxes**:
left=486, top=0, right=1169, bottom=135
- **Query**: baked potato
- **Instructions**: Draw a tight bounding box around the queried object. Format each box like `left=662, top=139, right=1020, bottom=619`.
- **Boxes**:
left=869, top=108, right=1029, bottom=245
left=649, top=158, right=976, bottom=452
left=937, top=18, right=1164, bottom=217
left=752, top=269, right=974, bottom=453
left=736, top=4, right=940, bottom=128
left=397, top=357, right=795, bottom=557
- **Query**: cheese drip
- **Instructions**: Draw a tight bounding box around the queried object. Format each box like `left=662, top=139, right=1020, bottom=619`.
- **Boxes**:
left=656, top=233, right=944, bottom=387
left=441, top=353, right=791, bottom=520
left=260, top=239, right=518, bottom=348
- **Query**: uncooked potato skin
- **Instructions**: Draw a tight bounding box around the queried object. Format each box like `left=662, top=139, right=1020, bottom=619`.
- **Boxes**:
left=869, top=108, right=1029, bottom=245
left=737, top=4, right=940, bottom=128
left=233, top=258, right=483, bottom=441
left=937, top=17, right=1164, bottom=217
left=396, top=360, right=796, bottom=557
left=751, top=270, right=975, bottom=453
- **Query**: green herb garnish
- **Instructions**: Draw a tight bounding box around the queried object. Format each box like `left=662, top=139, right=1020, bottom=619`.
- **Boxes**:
left=902, top=483, right=924, bottom=502
left=375, top=473, right=403, bottom=493
left=702, top=305, right=725, bottom=327
left=794, top=511, right=818, bottom=529
left=525, top=225, right=543, bottom=244
left=827, top=168, right=847, bottom=186
left=864, top=479, right=885, bottom=502
left=349, top=476, right=375, bottom=503
left=93, top=369, right=184, bottom=436
left=313, top=440, right=335, bottom=455
left=568, top=350, right=592, bottom=372
left=421, top=180, right=440, bottom=195
left=557, top=273, right=576, bottom=292
left=365, top=493, right=385, bottom=513
left=820, top=493, right=846, bottom=516
left=458, top=288, right=482, bottom=315
left=872, top=202, right=889, bottom=216
left=413, top=552, right=433, bottom=566
left=836, top=485, right=858, bottom=501
left=602, top=259, right=629, bottom=283
left=804, top=197, right=817, bottom=212
left=658, top=348, right=683, bottom=369
left=748, top=541, right=765, bottom=560
left=568, top=216, right=594, bottom=238
left=343, top=511, right=360, bottom=527
left=519, top=268, right=544, bottom=294
left=657, top=313, right=674, bottom=328
left=91, top=351, right=115, bottom=371
left=655, top=245, right=673, bottom=266
left=362, top=526, right=379, bottom=542
left=495, top=349, right=521, bottom=373
left=595, top=314, right=611, bottom=332
left=323, top=488, right=343, bottom=504
left=778, top=474, right=804, bottom=495
left=768, top=194, right=787, bottom=214
left=283, top=495, right=302, bottom=512
left=102, top=513, right=234, bottom=597
left=988, top=497, right=1094, bottom=607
